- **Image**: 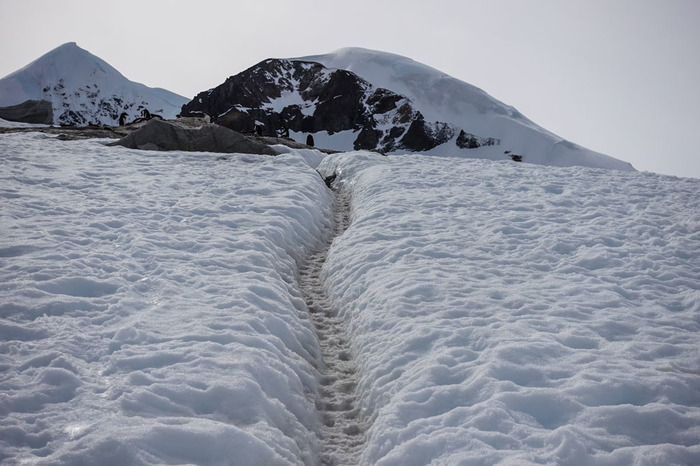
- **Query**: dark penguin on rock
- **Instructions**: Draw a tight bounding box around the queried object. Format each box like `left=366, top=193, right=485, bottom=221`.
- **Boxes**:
left=118, top=112, right=128, bottom=126
left=306, top=134, right=314, bottom=147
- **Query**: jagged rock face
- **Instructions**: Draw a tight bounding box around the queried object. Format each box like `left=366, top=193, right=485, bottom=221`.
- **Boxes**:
left=181, top=59, right=499, bottom=153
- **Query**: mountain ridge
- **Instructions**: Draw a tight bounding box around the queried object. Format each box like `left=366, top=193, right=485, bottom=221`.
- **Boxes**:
left=0, top=43, right=633, bottom=171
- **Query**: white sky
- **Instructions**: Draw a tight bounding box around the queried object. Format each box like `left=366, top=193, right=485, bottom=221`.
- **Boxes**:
left=1, top=0, right=698, bottom=179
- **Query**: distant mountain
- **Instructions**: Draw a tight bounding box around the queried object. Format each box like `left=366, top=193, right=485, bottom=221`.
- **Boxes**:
left=0, top=42, right=188, bottom=126
left=182, top=48, right=633, bottom=171
left=181, top=59, right=497, bottom=155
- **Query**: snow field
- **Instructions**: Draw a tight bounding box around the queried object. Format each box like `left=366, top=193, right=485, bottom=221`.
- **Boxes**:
left=2, top=132, right=700, bottom=465
left=0, top=134, right=333, bottom=464
left=317, top=152, right=700, bottom=465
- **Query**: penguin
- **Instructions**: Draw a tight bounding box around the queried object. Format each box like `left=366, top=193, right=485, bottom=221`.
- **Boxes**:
left=118, top=112, right=128, bottom=126
left=306, top=134, right=314, bottom=147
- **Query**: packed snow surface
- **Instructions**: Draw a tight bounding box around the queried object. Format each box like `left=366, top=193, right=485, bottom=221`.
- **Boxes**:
left=318, top=153, right=700, bottom=465
left=2, top=133, right=699, bottom=465
left=0, top=118, right=48, bottom=128
left=0, top=133, right=332, bottom=464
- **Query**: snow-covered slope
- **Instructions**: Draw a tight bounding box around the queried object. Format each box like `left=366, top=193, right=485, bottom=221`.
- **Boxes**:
left=1, top=131, right=698, bottom=463
left=319, top=152, right=699, bottom=464
left=0, top=133, right=331, bottom=464
left=300, top=48, right=633, bottom=170
left=0, top=43, right=188, bottom=126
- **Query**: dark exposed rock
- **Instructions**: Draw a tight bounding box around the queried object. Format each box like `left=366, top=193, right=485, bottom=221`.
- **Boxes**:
left=399, top=116, right=455, bottom=152
left=216, top=108, right=256, bottom=133
left=109, top=119, right=276, bottom=155
left=180, top=58, right=499, bottom=154
left=456, top=130, right=500, bottom=149
left=355, top=126, right=381, bottom=151
left=401, top=117, right=435, bottom=152
left=319, top=171, right=336, bottom=188
left=0, top=100, right=53, bottom=124
left=505, top=151, right=524, bottom=162
left=367, top=89, right=402, bottom=114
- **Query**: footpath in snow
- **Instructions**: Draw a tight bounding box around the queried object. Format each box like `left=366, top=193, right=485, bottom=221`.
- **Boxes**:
left=299, top=183, right=368, bottom=465
left=318, top=152, right=700, bottom=465
left=2, top=132, right=700, bottom=465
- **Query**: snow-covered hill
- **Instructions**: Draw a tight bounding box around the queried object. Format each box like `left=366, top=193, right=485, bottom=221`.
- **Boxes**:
left=300, top=48, right=633, bottom=170
left=0, top=43, right=188, bottom=126
left=1, top=133, right=698, bottom=464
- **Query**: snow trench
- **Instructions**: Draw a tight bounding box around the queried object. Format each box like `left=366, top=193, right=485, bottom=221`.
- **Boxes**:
left=300, top=180, right=369, bottom=465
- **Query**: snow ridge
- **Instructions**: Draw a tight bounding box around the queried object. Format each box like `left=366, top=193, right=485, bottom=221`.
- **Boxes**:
left=299, top=183, right=368, bottom=465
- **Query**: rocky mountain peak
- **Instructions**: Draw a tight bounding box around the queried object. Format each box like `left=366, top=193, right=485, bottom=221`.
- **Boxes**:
left=0, top=42, right=187, bottom=126
left=180, top=58, right=498, bottom=154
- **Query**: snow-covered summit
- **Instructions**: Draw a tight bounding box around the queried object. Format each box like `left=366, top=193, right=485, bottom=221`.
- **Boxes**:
left=0, top=42, right=188, bottom=126
left=299, top=47, right=634, bottom=170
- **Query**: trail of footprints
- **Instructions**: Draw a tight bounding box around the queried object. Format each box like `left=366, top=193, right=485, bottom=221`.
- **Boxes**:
left=299, top=183, right=366, bottom=465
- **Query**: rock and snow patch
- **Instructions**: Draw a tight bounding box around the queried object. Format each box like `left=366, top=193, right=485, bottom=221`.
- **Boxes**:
left=301, top=47, right=634, bottom=171
left=180, top=58, right=499, bottom=156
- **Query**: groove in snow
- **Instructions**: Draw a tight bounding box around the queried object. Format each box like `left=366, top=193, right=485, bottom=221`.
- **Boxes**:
left=299, top=183, right=366, bottom=465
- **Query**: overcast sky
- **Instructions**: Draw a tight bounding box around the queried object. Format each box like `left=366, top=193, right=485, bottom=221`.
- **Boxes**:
left=1, top=0, right=698, bottom=179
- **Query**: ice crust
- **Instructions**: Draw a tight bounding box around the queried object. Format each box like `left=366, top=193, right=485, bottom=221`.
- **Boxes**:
left=317, top=152, right=700, bottom=465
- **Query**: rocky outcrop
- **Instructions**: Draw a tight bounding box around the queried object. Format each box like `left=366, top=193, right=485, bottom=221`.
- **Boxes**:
left=180, top=59, right=498, bottom=153
left=456, top=130, right=499, bottom=149
left=0, top=100, right=53, bottom=124
left=109, top=119, right=276, bottom=155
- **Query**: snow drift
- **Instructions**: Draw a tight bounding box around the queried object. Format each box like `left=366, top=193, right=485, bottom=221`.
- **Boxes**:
left=1, top=132, right=698, bottom=464
left=317, top=152, right=700, bottom=465
left=0, top=133, right=332, bottom=464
